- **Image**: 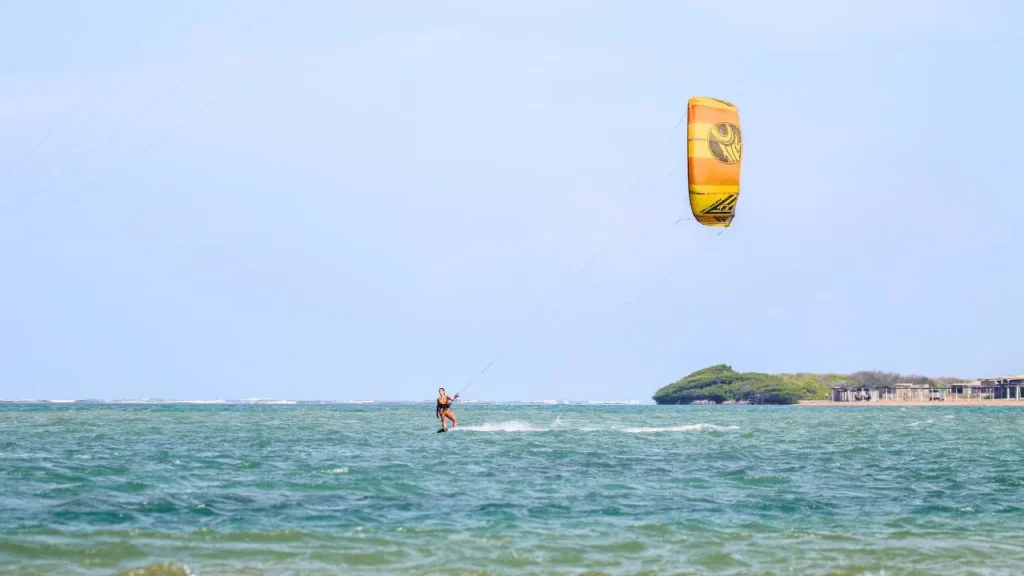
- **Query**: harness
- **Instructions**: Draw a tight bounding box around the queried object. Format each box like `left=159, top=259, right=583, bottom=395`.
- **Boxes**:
left=436, top=396, right=453, bottom=418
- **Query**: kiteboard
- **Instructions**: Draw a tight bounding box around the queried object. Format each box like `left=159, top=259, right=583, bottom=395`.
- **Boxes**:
left=437, top=428, right=447, bottom=433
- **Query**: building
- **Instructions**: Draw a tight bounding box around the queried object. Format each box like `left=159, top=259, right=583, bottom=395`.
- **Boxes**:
left=983, top=375, right=1024, bottom=399
left=831, top=386, right=878, bottom=402
left=831, top=382, right=928, bottom=402
left=831, top=375, right=1024, bottom=403
left=893, top=383, right=931, bottom=402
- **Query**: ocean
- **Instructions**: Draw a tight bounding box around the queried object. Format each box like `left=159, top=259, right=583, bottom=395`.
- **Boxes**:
left=1, top=403, right=1022, bottom=575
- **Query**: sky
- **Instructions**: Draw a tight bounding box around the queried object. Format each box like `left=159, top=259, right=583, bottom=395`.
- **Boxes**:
left=1, top=0, right=1021, bottom=402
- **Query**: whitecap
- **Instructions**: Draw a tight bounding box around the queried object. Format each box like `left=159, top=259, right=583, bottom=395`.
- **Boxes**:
left=453, top=420, right=547, bottom=432
left=327, top=467, right=349, bottom=474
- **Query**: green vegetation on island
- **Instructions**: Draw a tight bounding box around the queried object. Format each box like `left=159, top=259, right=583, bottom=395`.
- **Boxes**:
left=652, top=365, right=968, bottom=405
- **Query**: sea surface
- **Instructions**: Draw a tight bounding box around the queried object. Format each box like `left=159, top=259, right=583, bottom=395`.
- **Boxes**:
left=1, top=403, right=1023, bottom=575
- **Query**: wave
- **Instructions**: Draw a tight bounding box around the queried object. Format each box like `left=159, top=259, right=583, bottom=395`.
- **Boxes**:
left=586, top=400, right=642, bottom=405
left=47, top=399, right=76, bottom=403
left=452, top=420, right=547, bottom=433
left=621, top=423, right=741, bottom=433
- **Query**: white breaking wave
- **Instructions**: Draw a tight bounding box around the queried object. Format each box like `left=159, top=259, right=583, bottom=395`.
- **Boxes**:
left=586, top=400, right=642, bottom=405
left=47, top=399, right=76, bottom=403
left=621, top=423, right=741, bottom=433
left=452, top=420, right=547, bottom=432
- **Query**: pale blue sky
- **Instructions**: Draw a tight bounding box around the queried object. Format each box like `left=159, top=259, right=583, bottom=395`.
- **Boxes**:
left=1, top=1, right=1021, bottom=401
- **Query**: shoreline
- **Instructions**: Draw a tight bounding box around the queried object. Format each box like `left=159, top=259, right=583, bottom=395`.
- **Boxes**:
left=798, top=399, right=1024, bottom=407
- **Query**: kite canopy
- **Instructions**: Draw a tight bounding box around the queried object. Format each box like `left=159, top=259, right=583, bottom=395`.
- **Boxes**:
left=687, top=97, right=742, bottom=227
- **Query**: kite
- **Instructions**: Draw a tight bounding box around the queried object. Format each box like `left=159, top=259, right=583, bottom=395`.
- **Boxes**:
left=687, top=97, right=742, bottom=227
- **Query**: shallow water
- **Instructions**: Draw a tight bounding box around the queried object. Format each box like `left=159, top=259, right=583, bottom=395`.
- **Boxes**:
left=1, top=404, right=1023, bottom=575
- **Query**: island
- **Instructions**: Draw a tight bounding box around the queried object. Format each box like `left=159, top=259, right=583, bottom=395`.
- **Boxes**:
left=652, top=364, right=974, bottom=405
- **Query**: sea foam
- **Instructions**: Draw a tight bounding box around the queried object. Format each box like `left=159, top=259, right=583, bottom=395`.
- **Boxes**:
left=453, top=420, right=547, bottom=432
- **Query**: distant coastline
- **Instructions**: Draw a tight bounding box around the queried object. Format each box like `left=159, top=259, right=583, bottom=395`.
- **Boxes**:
left=653, top=364, right=1022, bottom=406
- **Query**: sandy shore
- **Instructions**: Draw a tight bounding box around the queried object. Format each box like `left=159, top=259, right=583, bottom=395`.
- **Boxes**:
left=799, top=399, right=1024, bottom=407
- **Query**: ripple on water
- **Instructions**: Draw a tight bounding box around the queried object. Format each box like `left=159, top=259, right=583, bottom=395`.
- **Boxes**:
left=2, top=404, right=1024, bottom=575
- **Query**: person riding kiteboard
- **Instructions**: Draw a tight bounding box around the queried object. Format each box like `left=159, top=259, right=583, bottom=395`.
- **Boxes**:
left=436, top=388, right=459, bottom=432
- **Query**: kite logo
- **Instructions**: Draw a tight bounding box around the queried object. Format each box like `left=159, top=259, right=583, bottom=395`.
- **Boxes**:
left=700, top=194, right=738, bottom=216
left=707, top=123, right=742, bottom=164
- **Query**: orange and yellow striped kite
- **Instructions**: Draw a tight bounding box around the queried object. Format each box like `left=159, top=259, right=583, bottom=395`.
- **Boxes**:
left=687, top=97, right=742, bottom=227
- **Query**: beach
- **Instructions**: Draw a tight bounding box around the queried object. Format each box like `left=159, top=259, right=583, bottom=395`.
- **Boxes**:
left=2, top=402, right=1024, bottom=575
left=800, top=399, right=1024, bottom=407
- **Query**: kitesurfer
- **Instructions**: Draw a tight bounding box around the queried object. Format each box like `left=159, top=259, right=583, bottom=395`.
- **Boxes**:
left=436, top=388, right=459, bottom=431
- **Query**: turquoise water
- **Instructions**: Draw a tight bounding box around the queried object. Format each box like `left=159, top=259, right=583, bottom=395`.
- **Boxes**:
left=1, top=404, right=1023, bottom=575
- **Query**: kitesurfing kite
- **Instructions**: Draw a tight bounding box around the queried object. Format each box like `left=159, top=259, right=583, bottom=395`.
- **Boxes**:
left=687, top=97, right=742, bottom=227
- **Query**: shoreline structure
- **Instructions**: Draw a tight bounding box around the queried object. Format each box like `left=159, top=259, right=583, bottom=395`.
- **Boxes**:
left=800, top=398, right=1024, bottom=407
